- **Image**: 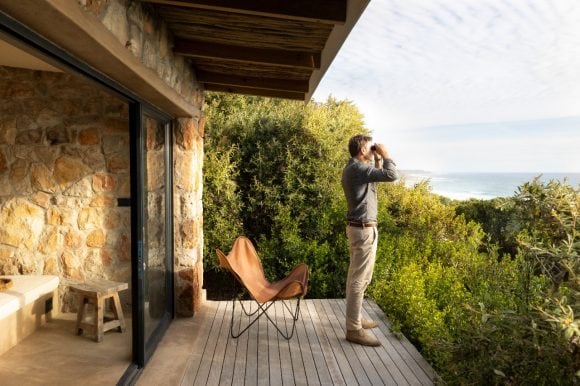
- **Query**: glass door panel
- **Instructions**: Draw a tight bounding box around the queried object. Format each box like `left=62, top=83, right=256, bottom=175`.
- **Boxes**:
left=143, top=115, right=169, bottom=343
left=131, top=106, right=173, bottom=367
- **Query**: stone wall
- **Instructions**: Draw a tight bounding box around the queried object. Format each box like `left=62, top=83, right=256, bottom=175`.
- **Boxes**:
left=78, top=0, right=204, bottom=108
left=173, top=117, right=204, bottom=316
left=79, top=0, right=205, bottom=316
left=0, top=66, right=131, bottom=311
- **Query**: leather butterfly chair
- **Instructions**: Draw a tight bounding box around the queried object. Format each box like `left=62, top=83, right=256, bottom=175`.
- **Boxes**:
left=216, top=236, right=309, bottom=340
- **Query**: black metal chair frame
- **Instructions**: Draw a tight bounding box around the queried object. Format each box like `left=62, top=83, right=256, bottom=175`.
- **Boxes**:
left=228, top=273, right=302, bottom=340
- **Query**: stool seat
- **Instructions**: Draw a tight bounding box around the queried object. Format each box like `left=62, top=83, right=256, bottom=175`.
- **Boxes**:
left=70, top=279, right=128, bottom=342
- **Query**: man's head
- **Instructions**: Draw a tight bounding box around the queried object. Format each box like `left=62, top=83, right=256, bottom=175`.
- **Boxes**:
left=348, top=134, right=373, bottom=159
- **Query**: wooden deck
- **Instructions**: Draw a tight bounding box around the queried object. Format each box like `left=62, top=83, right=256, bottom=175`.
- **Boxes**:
left=180, top=299, right=436, bottom=385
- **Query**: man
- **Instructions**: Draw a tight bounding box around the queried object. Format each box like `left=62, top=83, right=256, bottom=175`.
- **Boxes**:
left=341, top=134, right=398, bottom=346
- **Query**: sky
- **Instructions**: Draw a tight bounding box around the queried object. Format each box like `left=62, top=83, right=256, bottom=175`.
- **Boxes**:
left=312, top=0, right=580, bottom=172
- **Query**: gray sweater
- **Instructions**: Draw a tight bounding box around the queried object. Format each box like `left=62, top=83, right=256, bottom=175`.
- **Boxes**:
left=341, top=158, right=398, bottom=223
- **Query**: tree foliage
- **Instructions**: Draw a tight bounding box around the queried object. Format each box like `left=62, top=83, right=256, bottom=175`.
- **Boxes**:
left=203, top=93, right=365, bottom=297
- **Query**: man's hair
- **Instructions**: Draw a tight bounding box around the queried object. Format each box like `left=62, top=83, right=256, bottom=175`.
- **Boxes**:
left=348, top=134, right=373, bottom=157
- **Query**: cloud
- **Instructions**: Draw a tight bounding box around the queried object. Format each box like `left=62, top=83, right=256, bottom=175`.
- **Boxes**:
left=313, top=0, right=580, bottom=171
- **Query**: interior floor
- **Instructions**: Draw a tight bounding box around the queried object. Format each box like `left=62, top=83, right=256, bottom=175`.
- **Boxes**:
left=0, top=311, right=132, bottom=385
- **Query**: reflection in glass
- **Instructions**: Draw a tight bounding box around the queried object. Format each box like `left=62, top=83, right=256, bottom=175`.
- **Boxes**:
left=143, top=115, right=167, bottom=342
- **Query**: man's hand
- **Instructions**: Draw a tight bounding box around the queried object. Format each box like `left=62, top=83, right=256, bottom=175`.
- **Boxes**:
left=373, top=143, right=389, bottom=160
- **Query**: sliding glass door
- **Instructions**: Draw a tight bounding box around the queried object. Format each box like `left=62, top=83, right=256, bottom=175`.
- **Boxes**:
left=131, top=105, right=174, bottom=367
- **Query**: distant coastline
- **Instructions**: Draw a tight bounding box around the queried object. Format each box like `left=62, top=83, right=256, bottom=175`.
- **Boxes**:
left=400, top=171, right=580, bottom=200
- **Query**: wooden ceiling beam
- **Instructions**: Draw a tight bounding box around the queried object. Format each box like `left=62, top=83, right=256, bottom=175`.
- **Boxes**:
left=141, top=0, right=347, bottom=24
left=174, top=39, right=321, bottom=69
left=204, top=84, right=305, bottom=100
left=197, top=70, right=309, bottom=93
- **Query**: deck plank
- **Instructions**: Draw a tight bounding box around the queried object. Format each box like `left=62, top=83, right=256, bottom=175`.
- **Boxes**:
left=275, top=301, right=296, bottom=386
left=319, top=298, right=375, bottom=385
left=312, top=299, right=358, bottom=385
left=218, top=301, right=238, bottom=385
left=192, top=301, right=227, bottom=386
left=206, top=300, right=233, bottom=385
left=180, top=301, right=219, bottom=385
left=366, top=301, right=435, bottom=384
left=230, top=302, right=250, bottom=386
left=294, top=300, right=321, bottom=385
left=267, top=300, right=283, bottom=386
left=257, top=303, right=270, bottom=386
left=332, top=298, right=394, bottom=385
left=177, top=299, right=435, bottom=386
left=304, top=300, right=346, bottom=385
left=245, top=301, right=260, bottom=385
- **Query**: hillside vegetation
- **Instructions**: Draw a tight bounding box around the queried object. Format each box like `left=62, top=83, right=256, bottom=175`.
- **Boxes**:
left=203, top=93, right=579, bottom=384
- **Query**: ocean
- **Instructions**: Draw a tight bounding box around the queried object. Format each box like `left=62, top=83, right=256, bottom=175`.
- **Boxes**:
left=401, top=171, right=580, bottom=200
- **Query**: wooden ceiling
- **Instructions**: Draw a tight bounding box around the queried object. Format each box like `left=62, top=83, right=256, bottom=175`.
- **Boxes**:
left=141, top=0, right=369, bottom=101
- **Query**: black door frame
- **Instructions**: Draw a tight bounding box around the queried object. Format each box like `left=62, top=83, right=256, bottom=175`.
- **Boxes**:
left=1, top=12, right=176, bottom=385
left=130, top=105, right=175, bottom=369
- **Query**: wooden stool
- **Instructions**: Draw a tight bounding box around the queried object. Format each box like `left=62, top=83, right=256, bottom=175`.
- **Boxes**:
left=70, top=279, right=128, bottom=342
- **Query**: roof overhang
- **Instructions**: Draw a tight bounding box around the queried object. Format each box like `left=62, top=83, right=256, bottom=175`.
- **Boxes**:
left=142, top=0, right=370, bottom=101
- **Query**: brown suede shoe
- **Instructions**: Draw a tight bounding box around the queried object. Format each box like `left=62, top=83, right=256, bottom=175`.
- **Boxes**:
left=361, top=319, right=378, bottom=329
left=346, top=328, right=381, bottom=347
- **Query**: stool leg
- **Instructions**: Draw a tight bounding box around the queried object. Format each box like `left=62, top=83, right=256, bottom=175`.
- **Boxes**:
left=95, top=295, right=104, bottom=342
left=76, top=297, right=87, bottom=335
left=112, top=293, right=126, bottom=332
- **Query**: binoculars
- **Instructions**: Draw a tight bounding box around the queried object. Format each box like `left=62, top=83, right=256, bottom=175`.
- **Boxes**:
left=370, top=144, right=377, bottom=151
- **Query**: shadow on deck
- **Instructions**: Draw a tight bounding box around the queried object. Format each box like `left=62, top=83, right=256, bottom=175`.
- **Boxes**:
left=140, top=299, right=436, bottom=385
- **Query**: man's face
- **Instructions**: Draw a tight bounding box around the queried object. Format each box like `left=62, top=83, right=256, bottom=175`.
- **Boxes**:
left=361, top=141, right=374, bottom=162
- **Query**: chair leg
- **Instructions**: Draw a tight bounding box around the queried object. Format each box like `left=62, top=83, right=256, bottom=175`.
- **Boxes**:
left=229, top=297, right=302, bottom=340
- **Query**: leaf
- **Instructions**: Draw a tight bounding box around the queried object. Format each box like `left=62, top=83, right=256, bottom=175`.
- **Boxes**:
left=494, top=369, right=506, bottom=377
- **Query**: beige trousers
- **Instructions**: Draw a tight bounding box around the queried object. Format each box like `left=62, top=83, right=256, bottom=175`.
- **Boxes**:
left=345, top=225, right=378, bottom=331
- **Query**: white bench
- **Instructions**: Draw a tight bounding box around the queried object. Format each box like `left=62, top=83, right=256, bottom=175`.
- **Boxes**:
left=0, top=275, right=59, bottom=355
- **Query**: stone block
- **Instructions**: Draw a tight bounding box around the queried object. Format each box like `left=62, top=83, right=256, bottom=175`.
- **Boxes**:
left=9, top=158, right=29, bottom=183
left=65, top=230, right=83, bottom=249
left=0, top=119, right=16, bottom=144
left=104, top=210, right=121, bottom=229
left=0, top=175, right=12, bottom=198
left=81, top=146, right=106, bottom=170
left=16, top=115, right=36, bottom=132
left=117, top=233, right=131, bottom=261
left=102, top=0, right=129, bottom=46
left=92, top=173, right=116, bottom=192
left=79, top=127, right=100, bottom=145
left=15, top=129, right=43, bottom=145
left=30, top=163, right=58, bottom=193
left=33, top=147, right=59, bottom=167
left=102, top=134, right=127, bottom=155
left=100, top=248, right=113, bottom=266
left=54, top=156, right=91, bottom=186
left=37, top=108, right=63, bottom=128
left=90, top=194, right=116, bottom=207
left=86, top=229, right=106, bottom=248
left=63, top=177, right=93, bottom=198
left=107, top=153, right=130, bottom=173
left=43, top=257, right=59, bottom=275
left=104, top=118, right=128, bottom=134
left=46, top=125, right=73, bottom=145
left=174, top=155, right=194, bottom=191
left=0, top=246, right=16, bottom=275
left=61, top=251, right=84, bottom=280
left=117, top=175, right=130, bottom=196
left=0, top=198, right=44, bottom=249
left=39, top=228, right=63, bottom=254
left=78, top=207, right=102, bottom=230
left=31, top=191, right=52, bottom=208
left=180, top=219, right=198, bottom=249
left=0, top=149, right=7, bottom=174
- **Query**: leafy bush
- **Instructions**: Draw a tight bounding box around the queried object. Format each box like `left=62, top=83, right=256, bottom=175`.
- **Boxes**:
left=203, top=93, right=365, bottom=297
